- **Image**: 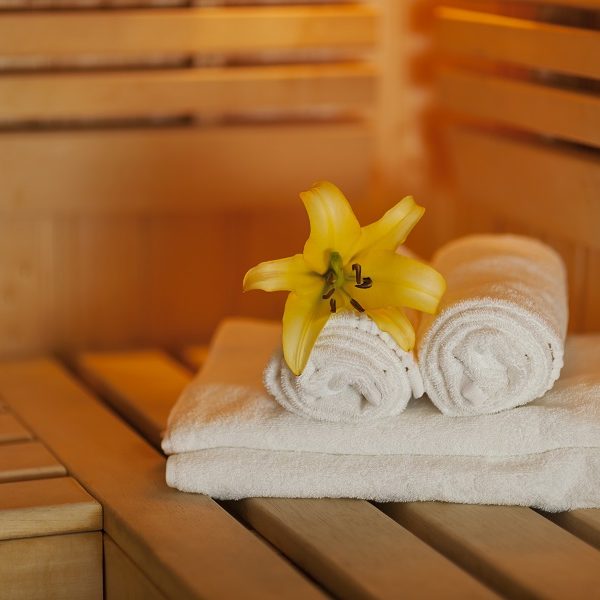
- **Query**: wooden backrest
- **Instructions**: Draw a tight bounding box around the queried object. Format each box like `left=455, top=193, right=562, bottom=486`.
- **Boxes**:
left=434, top=0, right=600, bottom=331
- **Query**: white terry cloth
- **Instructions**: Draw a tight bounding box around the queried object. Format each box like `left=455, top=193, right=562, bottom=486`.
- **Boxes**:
left=264, top=312, right=424, bottom=423
left=162, top=319, right=600, bottom=511
left=417, top=234, right=568, bottom=417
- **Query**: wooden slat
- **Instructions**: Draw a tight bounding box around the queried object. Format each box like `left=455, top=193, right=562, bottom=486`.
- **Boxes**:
left=381, top=502, right=600, bottom=600
left=0, top=359, right=324, bottom=600
left=76, top=349, right=496, bottom=599
left=436, top=7, right=600, bottom=79
left=179, top=345, right=210, bottom=372
left=0, top=63, right=375, bottom=122
left=0, top=412, right=32, bottom=444
left=439, top=69, right=600, bottom=148
left=0, top=5, right=376, bottom=58
left=549, top=510, right=600, bottom=552
left=104, top=534, right=166, bottom=600
left=514, top=0, right=600, bottom=6
left=0, top=124, right=371, bottom=215
left=0, top=440, right=66, bottom=483
left=0, top=476, right=101, bottom=541
left=0, top=531, right=102, bottom=600
left=445, top=126, right=600, bottom=249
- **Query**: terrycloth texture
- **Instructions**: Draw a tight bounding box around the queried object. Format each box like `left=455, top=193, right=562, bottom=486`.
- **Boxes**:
left=418, top=234, right=568, bottom=417
left=264, top=312, right=424, bottom=423
left=162, top=319, right=600, bottom=511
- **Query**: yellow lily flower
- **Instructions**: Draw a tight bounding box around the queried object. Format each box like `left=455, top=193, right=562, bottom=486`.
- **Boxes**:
left=243, top=181, right=446, bottom=375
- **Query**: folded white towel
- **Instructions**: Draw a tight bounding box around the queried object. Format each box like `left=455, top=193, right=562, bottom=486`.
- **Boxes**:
left=162, top=319, right=600, bottom=511
left=418, top=234, right=568, bottom=416
left=264, top=312, right=424, bottom=423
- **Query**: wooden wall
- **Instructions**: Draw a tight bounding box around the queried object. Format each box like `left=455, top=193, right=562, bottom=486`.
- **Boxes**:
left=0, top=0, right=598, bottom=357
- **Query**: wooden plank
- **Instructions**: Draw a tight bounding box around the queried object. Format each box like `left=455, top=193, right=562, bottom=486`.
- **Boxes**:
left=514, top=0, right=600, bottom=6
left=436, top=7, right=600, bottom=79
left=381, top=503, right=600, bottom=600
left=0, top=124, right=371, bottom=215
left=445, top=126, right=600, bottom=249
left=548, top=510, right=600, bottom=552
left=0, top=412, right=32, bottom=444
left=0, top=5, right=376, bottom=58
left=104, top=534, right=166, bottom=600
left=0, top=359, right=324, bottom=600
left=584, top=250, right=600, bottom=330
left=439, top=69, right=600, bottom=148
left=0, top=63, right=375, bottom=122
left=179, top=345, right=210, bottom=372
left=0, top=476, right=101, bottom=541
left=0, top=531, right=102, bottom=600
left=76, top=349, right=498, bottom=599
left=0, top=440, right=66, bottom=483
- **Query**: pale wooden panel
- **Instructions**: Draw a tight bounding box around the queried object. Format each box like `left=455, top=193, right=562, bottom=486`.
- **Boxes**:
left=439, top=69, right=600, bottom=148
left=0, top=441, right=66, bottom=483
left=0, top=124, right=371, bottom=215
left=0, top=359, right=324, bottom=600
left=0, top=63, right=375, bottom=121
left=436, top=7, right=600, bottom=79
left=446, top=126, right=600, bottom=249
left=0, top=413, right=32, bottom=444
left=76, top=349, right=496, bottom=599
left=104, top=534, right=166, bottom=600
left=0, top=476, right=101, bottom=540
left=0, top=531, right=102, bottom=600
left=0, top=5, right=376, bottom=58
left=382, top=502, right=600, bottom=599
left=0, top=219, right=53, bottom=355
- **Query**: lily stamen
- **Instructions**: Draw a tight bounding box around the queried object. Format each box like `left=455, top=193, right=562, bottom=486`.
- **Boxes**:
left=351, top=263, right=362, bottom=285
left=355, top=277, right=372, bottom=289
left=325, top=271, right=335, bottom=286
left=350, top=298, right=365, bottom=313
left=322, top=288, right=335, bottom=300
left=330, top=298, right=337, bottom=313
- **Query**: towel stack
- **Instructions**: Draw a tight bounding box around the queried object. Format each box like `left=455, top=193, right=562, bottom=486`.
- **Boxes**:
left=162, top=234, right=600, bottom=511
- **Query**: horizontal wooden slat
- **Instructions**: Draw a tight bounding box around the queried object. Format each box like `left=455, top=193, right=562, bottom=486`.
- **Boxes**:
left=549, top=509, right=600, bottom=551
left=0, top=412, right=32, bottom=444
left=0, top=476, right=101, bottom=541
left=0, top=63, right=375, bottom=122
left=0, top=5, right=376, bottom=58
left=0, top=124, right=371, bottom=215
left=436, top=7, right=600, bottom=79
left=446, top=126, right=600, bottom=249
left=0, top=359, right=324, bottom=600
left=439, top=69, right=600, bottom=148
left=76, top=349, right=495, bottom=600
left=0, top=531, right=103, bottom=600
left=381, top=502, right=600, bottom=599
left=0, top=440, right=66, bottom=483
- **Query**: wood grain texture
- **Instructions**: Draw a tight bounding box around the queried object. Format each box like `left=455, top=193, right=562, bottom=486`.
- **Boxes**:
left=0, top=63, right=375, bottom=122
left=104, top=534, right=166, bottom=600
left=0, top=358, right=324, bottom=600
left=439, top=69, right=600, bottom=149
left=0, top=476, right=102, bottom=540
left=0, top=5, right=376, bottom=58
left=76, top=348, right=496, bottom=599
left=0, top=440, right=66, bottom=483
left=0, top=412, right=32, bottom=444
left=381, top=502, right=600, bottom=599
left=0, top=124, right=371, bottom=215
left=436, top=7, right=600, bottom=79
left=0, top=531, right=102, bottom=600
left=445, top=126, right=600, bottom=250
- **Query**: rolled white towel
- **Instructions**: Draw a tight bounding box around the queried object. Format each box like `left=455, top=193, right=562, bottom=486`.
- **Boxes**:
left=264, top=311, right=424, bottom=423
left=418, top=234, right=568, bottom=417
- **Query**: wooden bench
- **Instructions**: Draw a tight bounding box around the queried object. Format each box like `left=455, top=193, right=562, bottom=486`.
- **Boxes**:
left=1, top=349, right=600, bottom=599
left=0, top=401, right=102, bottom=599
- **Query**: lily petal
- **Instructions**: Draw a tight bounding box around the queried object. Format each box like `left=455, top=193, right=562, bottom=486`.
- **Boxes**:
left=355, top=196, right=424, bottom=256
left=243, top=254, right=320, bottom=293
left=301, top=181, right=361, bottom=273
left=348, top=251, right=446, bottom=314
left=282, top=291, right=331, bottom=375
left=367, top=307, right=415, bottom=351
